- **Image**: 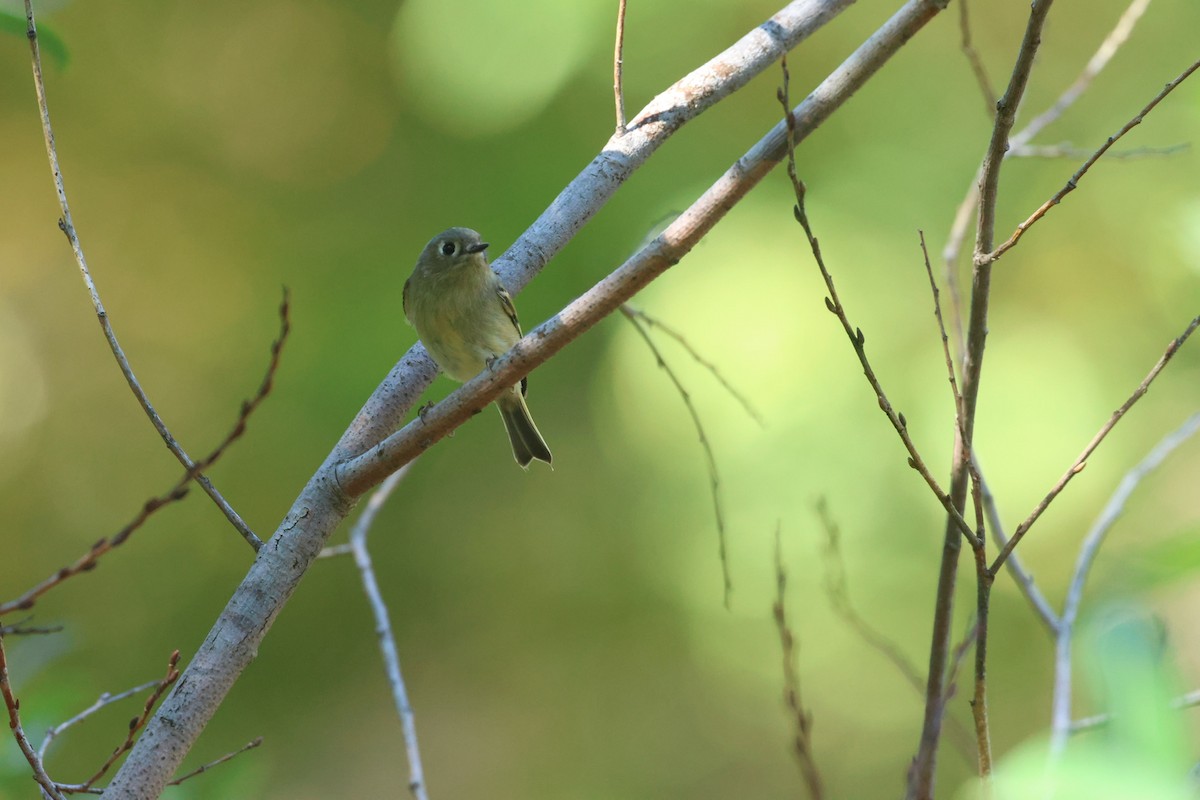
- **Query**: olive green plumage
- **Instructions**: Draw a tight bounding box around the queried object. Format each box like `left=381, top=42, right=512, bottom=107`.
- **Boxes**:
left=403, top=227, right=552, bottom=468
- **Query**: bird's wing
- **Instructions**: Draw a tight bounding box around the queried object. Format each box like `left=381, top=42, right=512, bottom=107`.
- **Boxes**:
left=402, top=276, right=412, bottom=323
left=496, top=283, right=522, bottom=336
left=496, top=282, right=529, bottom=397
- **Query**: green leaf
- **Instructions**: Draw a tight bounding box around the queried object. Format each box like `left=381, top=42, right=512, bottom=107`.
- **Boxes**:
left=0, top=8, right=70, bottom=68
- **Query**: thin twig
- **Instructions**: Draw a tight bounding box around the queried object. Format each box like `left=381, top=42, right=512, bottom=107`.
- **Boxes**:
left=1048, top=412, right=1200, bottom=755
left=816, top=499, right=975, bottom=764
left=773, top=524, right=823, bottom=800
left=24, top=0, right=266, bottom=548
left=990, top=316, right=1200, bottom=574
left=346, top=465, right=429, bottom=800
left=0, top=292, right=290, bottom=614
left=1011, top=141, right=1187, bottom=160
left=77, top=651, right=180, bottom=791
left=38, top=680, right=163, bottom=765
left=166, top=738, right=264, bottom=786
left=622, top=305, right=765, bottom=427
left=941, top=618, right=978, bottom=708
left=918, top=232, right=966, bottom=441
left=974, top=459, right=1059, bottom=633
left=1069, top=688, right=1200, bottom=735
left=1008, top=0, right=1154, bottom=149
left=779, top=57, right=979, bottom=549
left=941, top=0, right=1154, bottom=345
left=0, top=634, right=68, bottom=799
left=912, top=4, right=1057, bottom=797
left=0, top=485, right=189, bottom=616
left=957, top=0, right=996, bottom=118
left=614, top=0, right=628, bottom=133
left=0, top=618, right=64, bottom=636
left=621, top=306, right=732, bottom=608
left=987, top=56, right=1200, bottom=263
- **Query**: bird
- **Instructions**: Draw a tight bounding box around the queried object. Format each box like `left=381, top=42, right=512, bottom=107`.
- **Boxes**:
left=403, top=227, right=552, bottom=468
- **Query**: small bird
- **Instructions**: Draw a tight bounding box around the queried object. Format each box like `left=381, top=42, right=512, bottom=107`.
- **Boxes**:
left=403, top=227, right=553, bottom=468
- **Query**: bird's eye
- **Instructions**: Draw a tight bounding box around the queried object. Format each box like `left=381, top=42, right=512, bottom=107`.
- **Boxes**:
left=440, top=241, right=457, bottom=257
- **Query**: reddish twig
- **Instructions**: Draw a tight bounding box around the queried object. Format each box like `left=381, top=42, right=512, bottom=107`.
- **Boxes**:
left=774, top=525, right=823, bottom=799
left=167, top=737, right=264, bottom=787
left=621, top=306, right=733, bottom=607
left=817, top=499, right=975, bottom=764
left=986, top=56, right=1200, bottom=263
left=76, top=651, right=181, bottom=791
left=0, top=292, right=290, bottom=615
left=990, top=316, right=1199, bottom=574
left=956, top=0, right=997, bottom=118
left=0, top=634, right=68, bottom=799
left=779, top=57, right=979, bottom=548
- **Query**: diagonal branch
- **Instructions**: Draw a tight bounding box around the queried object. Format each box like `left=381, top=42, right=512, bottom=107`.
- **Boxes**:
left=24, top=0, right=263, bottom=548
left=1049, top=412, right=1200, bottom=756
left=985, top=55, right=1200, bottom=263
left=621, top=306, right=733, bottom=607
left=990, top=316, right=1199, bottom=573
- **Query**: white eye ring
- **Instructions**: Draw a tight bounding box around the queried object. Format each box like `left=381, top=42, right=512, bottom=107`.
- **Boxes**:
left=440, top=241, right=457, bottom=257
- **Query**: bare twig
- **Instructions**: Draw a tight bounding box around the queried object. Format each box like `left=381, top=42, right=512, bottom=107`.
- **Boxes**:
left=75, top=651, right=181, bottom=791
left=0, top=485, right=189, bottom=616
left=621, top=306, right=733, bottom=607
left=779, top=57, right=979, bottom=549
left=957, top=0, right=996, bottom=117
left=975, top=459, right=1059, bottom=632
left=24, top=0, right=266, bottom=547
left=166, top=737, right=263, bottom=787
left=987, top=56, right=1200, bottom=263
left=918, top=232, right=965, bottom=438
left=38, top=680, right=162, bottom=765
left=614, top=0, right=628, bottom=133
left=1048, top=412, right=1200, bottom=755
left=0, top=634, right=68, bottom=799
left=941, top=0, right=1155, bottom=344
left=1011, top=141, right=1188, bottom=160
left=911, top=4, right=1057, bottom=796
left=774, top=525, right=823, bottom=799
left=0, top=618, right=64, bottom=636
left=991, top=316, right=1200, bottom=573
left=344, top=464, right=428, bottom=800
left=816, top=499, right=975, bottom=763
left=0, top=292, right=289, bottom=614
left=1008, top=0, right=1154, bottom=149
left=1070, top=688, right=1200, bottom=735
left=622, top=305, right=764, bottom=427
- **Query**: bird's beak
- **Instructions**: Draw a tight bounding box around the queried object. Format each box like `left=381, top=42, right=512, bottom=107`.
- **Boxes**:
left=466, top=242, right=489, bottom=254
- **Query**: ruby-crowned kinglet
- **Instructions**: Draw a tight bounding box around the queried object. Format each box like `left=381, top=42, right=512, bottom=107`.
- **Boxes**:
left=403, top=227, right=553, bottom=468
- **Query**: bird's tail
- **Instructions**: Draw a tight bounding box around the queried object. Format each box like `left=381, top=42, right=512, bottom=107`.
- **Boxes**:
left=497, top=391, right=552, bottom=469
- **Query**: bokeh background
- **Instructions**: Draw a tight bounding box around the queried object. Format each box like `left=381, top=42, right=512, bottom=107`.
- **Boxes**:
left=2, top=0, right=1199, bottom=797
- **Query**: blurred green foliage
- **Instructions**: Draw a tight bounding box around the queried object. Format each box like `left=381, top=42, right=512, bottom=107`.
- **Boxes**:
left=1, top=0, right=1199, bottom=797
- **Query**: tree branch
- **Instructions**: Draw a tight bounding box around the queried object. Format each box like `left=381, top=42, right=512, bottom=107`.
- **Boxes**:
left=909, top=2, right=1057, bottom=796
left=23, top=0, right=262, bottom=548
left=1048, top=412, right=1200, bottom=755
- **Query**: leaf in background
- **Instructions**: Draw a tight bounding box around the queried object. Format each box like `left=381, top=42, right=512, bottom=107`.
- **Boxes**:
left=0, top=8, right=69, bottom=68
